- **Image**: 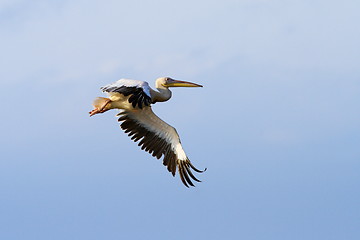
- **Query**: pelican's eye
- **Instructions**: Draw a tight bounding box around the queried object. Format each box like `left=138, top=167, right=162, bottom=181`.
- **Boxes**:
left=162, top=77, right=174, bottom=87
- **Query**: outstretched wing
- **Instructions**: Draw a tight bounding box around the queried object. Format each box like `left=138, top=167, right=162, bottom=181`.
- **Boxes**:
left=101, top=79, right=152, bottom=109
left=117, top=107, right=206, bottom=187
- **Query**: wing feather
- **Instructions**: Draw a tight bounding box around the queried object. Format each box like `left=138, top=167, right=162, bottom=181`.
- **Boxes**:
left=117, top=107, right=205, bottom=187
left=101, top=79, right=152, bottom=109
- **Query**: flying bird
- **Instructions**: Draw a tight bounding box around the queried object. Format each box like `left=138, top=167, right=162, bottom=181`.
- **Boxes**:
left=89, top=77, right=206, bottom=187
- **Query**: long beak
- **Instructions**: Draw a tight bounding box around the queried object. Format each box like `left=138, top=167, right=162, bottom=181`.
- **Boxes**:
left=163, top=79, right=203, bottom=88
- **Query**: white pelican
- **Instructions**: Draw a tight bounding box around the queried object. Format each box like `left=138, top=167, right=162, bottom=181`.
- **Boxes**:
left=89, top=77, right=206, bottom=187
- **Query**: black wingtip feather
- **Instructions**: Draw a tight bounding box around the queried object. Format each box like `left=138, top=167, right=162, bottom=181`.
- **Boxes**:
left=188, top=161, right=207, bottom=173
left=180, top=161, right=195, bottom=187
left=178, top=167, right=190, bottom=188
left=183, top=163, right=202, bottom=183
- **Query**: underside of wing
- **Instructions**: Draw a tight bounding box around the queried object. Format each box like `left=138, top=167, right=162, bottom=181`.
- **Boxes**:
left=117, top=107, right=205, bottom=187
left=101, top=79, right=152, bottom=109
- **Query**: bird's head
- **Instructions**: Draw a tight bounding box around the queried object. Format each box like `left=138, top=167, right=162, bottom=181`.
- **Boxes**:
left=156, top=77, right=203, bottom=88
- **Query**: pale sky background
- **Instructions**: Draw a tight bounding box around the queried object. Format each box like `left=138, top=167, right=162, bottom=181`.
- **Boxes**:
left=1, top=0, right=360, bottom=239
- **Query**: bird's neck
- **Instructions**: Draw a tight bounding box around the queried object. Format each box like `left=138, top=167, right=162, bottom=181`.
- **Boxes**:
left=151, top=86, right=172, bottom=103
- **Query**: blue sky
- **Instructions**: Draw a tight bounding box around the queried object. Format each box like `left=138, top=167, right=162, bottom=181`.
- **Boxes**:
left=1, top=0, right=360, bottom=239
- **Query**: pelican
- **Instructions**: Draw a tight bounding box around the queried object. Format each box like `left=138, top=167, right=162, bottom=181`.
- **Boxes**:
left=89, top=77, right=206, bottom=187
